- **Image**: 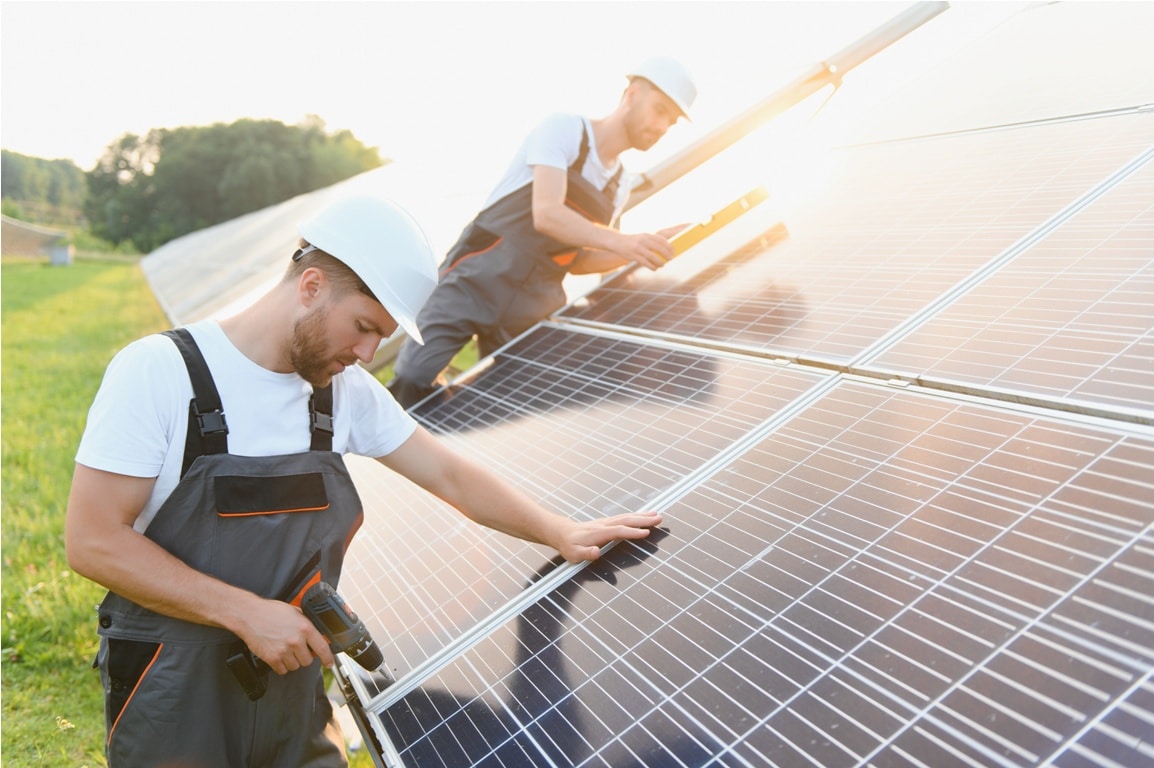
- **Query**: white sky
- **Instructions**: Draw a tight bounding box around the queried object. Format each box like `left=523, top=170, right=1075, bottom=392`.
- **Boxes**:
left=2, top=0, right=1033, bottom=249
left=2, top=1, right=923, bottom=172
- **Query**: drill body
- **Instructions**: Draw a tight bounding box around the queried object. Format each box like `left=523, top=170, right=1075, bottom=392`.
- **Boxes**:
left=228, top=581, right=392, bottom=701
left=300, top=581, right=386, bottom=675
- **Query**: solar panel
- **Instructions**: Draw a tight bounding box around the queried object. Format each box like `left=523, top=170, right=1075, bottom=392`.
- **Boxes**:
left=330, top=5, right=1154, bottom=766
left=560, top=112, right=1154, bottom=368
left=363, top=380, right=1154, bottom=766
left=341, top=327, right=831, bottom=688
left=867, top=158, right=1154, bottom=423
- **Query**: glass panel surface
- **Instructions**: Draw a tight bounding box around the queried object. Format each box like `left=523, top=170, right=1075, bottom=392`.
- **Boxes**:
left=341, top=327, right=827, bottom=683
left=377, top=381, right=1154, bottom=766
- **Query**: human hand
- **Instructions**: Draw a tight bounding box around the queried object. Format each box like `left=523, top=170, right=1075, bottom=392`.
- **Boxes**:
left=615, top=232, right=675, bottom=270
left=238, top=598, right=335, bottom=675
left=555, top=510, right=664, bottom=563
left=657, top=223, right=691, bottom=240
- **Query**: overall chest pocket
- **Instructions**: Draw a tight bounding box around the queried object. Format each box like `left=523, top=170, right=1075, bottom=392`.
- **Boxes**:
left=207, top=472, right=333, bottom=599
left=214, top=472, right=329, bottom=516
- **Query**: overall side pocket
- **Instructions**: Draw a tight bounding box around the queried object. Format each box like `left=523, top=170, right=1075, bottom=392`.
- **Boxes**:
left=101, top=637, right=163, bottom=739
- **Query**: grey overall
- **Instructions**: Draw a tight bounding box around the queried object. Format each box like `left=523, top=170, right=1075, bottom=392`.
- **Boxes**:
left=388, top=126, right=623, bottom=408
left=94, top=329, right=363, bottom=768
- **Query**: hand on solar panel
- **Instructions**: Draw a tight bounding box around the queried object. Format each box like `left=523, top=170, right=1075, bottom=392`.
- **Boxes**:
left=550, top=509, right=665, bottom=563
left=378, top=426, right=664, bottom=564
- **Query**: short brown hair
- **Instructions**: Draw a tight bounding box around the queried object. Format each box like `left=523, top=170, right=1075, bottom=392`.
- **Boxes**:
left=285, top=239, right=378, bottom=302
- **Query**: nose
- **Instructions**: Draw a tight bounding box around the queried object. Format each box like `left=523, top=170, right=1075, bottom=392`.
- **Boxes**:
left=652, top=114, right=675, bottom=138
left=353, top=336, right=379, bottom=364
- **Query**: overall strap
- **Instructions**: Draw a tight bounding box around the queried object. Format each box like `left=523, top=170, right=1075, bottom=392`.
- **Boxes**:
left=163, top=328, right=229, bottom=478
left=309, top=385, right=334, bottom=452
left=165, top=329, right=336, bottom=466
left=570, top=124, right=592, bottom=174
left=570, top=123, right=624, bottom=207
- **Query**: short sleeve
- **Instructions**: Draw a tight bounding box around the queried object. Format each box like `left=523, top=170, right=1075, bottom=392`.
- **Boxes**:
left=75, top=334, right=186, bottom=478
left=338, top=365, right=418, bottom=458
left=523, top=113, right=585, bottom=171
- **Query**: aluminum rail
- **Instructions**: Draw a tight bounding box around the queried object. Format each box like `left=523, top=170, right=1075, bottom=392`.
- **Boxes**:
left=626, top=1, right=951, bottom=209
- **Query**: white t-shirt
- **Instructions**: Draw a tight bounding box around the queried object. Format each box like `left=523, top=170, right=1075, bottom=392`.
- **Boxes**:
left=482, top=113, right=631, bottom=221
left=75, top=320, right=417, bottom=532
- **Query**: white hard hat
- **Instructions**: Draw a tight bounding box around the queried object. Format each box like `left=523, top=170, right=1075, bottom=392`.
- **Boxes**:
left=627, top=57, right=697, bottom=119
left=298, top=195, right=438, bottom=345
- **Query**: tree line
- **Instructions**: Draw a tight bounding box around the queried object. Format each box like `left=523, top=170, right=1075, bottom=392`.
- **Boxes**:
left=1, top=150, right=87, bottom=225
left=2, top=116, right=384, bottom=252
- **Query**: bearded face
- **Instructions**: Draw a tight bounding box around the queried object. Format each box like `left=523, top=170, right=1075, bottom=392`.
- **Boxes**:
left=289, top=302, right=338, bottom=387
left=287, top=282, right=398, bottom=387
left=623, top=80, right=682, bottom=151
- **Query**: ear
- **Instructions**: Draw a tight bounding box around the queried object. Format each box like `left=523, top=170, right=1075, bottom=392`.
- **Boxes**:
left=626, top=77, right=652, bottom=104
left=622, top=79, right=641, bottom=107
left=298, top=267, right=327, bottom=308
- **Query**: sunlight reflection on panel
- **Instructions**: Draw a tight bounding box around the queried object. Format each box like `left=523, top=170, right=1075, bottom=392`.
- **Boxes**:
left=562, top=112, right=1154, bottom=366
left=869, top=158, right=1154, bottom=420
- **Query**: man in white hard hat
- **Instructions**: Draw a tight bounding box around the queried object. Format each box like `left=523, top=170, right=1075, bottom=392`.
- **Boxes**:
left=388, top=57, right=697, bottom=408
left=65, top=195, right=663, bottom=767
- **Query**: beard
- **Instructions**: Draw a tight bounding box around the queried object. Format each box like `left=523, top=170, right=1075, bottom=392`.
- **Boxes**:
left=623, top=114, right=662, bottom=152
left=289, top=304, right=336, bottom=387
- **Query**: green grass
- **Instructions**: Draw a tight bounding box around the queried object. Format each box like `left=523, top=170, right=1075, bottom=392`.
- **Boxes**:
left=2, top=255, right=168, bottom=767
left=0, top=255, right=424, bottom=767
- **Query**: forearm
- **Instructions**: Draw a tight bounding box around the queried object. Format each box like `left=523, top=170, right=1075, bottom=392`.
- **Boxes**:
left=68, top=520, right=260, bottom=633
left=435, top=453, right=566, bottom=548
left=65, top=464, right=330, bottom=672
left=533, top=201, right=624, bottom=254
left=429, top=452, right=663, bottom=564
left=532, top=164, right=671, bottom=270
left=381, top=428, right=662, bottom=563
left=569, top=248, right=630, bottom=274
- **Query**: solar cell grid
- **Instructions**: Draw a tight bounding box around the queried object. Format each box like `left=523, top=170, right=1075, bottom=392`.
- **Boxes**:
left=340, top=328, right=829, bottom=688
left=333, top=10, right=1153, bottom=763
left=562, top=113, right=1154, bottom=367
left=375, top=381, right=1153, bottom=767
left=871, top=156, right=1154, bottom=421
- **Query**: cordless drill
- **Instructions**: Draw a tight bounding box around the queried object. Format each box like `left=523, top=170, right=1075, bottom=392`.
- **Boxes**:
left=228, top=581, right=393, bottom=701
left=301, top=581, right=393, bottom=683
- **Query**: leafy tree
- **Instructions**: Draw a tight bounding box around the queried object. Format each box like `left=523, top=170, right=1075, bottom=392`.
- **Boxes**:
left=84, top=133, right=158, bottom=246
left=0, top=149, right=87, bottom=224
left=84, top=117, right=384, bottom=252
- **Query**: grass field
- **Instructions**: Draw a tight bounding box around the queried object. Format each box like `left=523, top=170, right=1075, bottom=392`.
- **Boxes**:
left=1, top=256, right=390, bottom=766
left=2, top=255, right=168, bottom=766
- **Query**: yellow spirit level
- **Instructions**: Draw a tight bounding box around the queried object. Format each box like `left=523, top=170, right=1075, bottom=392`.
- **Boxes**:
left=667, top=186, right=769, bottom=258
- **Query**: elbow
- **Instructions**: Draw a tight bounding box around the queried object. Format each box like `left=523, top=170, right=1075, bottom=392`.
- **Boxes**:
left=64, top=528, right=95, bottom=580
left=531, top=209, right=550, bottom=236
left=64, top=517, right=110, bottom=583
left=65, top=541, right=94, bottom=581
left=531, top=205, right=562, bottom=238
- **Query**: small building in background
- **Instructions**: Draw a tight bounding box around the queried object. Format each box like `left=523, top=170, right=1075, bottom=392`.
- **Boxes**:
left=0, top=214, right=73, bottom=265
